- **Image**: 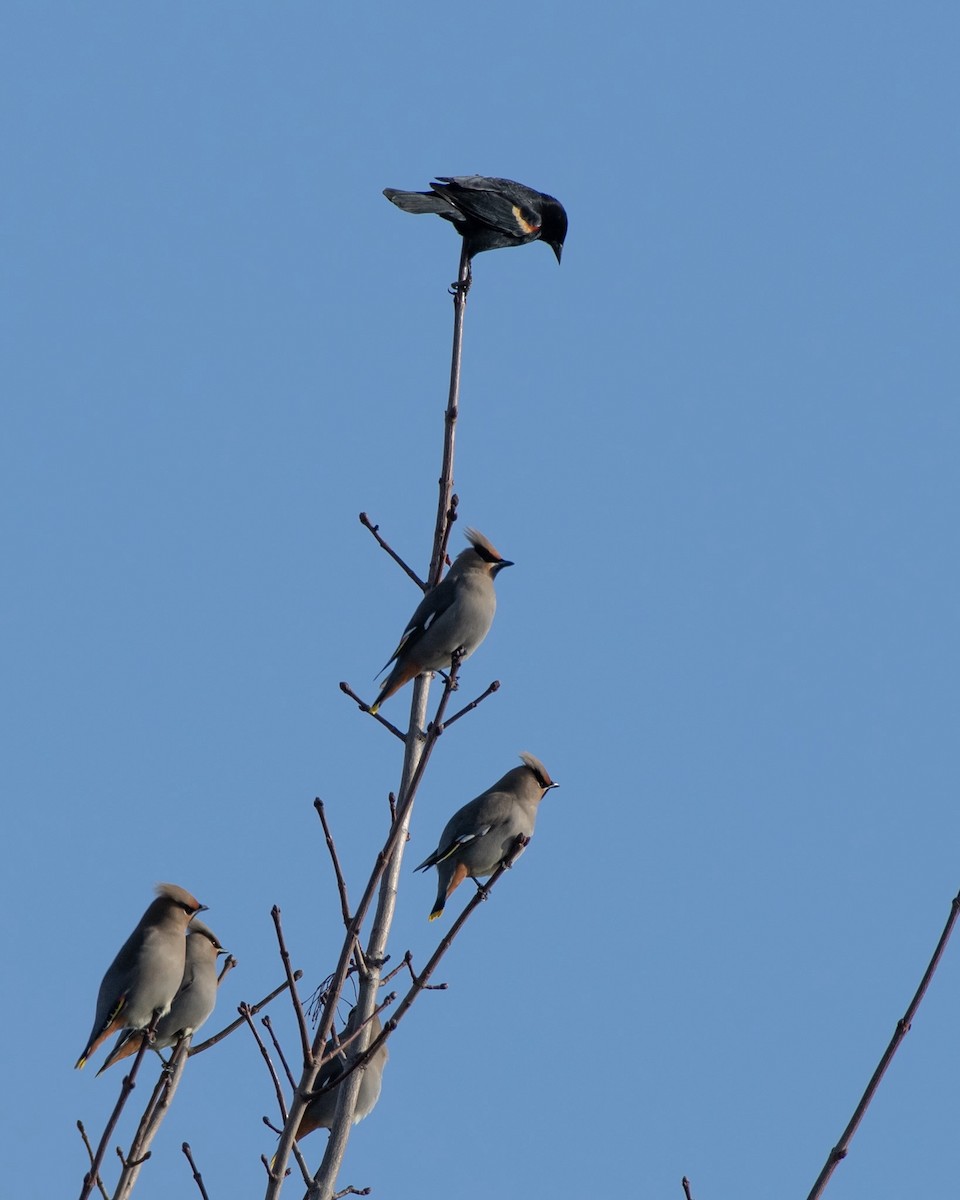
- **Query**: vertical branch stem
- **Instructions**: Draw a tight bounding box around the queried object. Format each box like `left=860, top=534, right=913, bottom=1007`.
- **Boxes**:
left=430, top=243, right=469, bottom=584
left=303, top=248, right=469, bottom=1200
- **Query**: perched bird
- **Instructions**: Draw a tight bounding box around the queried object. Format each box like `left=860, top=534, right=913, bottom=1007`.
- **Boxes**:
left=96, top=919, right=227, bottom=1073
left=369, top=527, right=512, bottom=715
left=75, top=883, right=206, bottom=1071
left=383, top=176, right=567, bottom=268
left=415, top=752, right=558, bottom=921
left=295, top=1011, right=388, bottom=1141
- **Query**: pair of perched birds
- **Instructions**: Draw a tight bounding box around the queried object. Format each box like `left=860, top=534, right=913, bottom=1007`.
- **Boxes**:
left=71, top=883, right=382, bottom=1142
left=74, top=884, right=223, bottom=1075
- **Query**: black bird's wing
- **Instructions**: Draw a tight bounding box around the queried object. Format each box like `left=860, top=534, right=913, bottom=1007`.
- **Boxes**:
left=432, top=177, right=543, bottom=237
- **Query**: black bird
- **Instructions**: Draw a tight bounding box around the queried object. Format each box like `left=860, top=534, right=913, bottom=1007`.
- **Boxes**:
left=383, top=176, right=567, bottom=275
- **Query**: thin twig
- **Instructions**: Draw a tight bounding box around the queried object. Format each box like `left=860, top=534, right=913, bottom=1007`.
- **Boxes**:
left=682, top=1177, right=694, bottom=1200
left=263, top=1015, right=297, bottom=1090
left=428, top=650, right=463, bottom=730
left=428, top=244, right=469, bottom=586
left=271, top=907, right=311, bottom=1067
left=806, top=887, right=960, bottom=1200
left=333, top=1188, right=371, bottom=1198
left=338, top=681, right=406, bottom=739
left=191, top=972, right=301, bottom=1056
left=78, top=1015, right=157, bottom=1200
left=432, top=494, right=458, bottom=586
left=115, top=1143, right=150, bottom=1170
left=182, top=1143, right=211, bottom=1200
left=433, top=679, right=500, bottom=732
left=381, top=951, right=415, bottom=987
left=217, top=955, right=239, bottom=985
left=359, top=513, right=426, bottom=590
left=315, top=799, right=352, bottom=926
left=240, top=1002, right=290, bottom=1122
left=75, top=1123, right=110, bottom=1200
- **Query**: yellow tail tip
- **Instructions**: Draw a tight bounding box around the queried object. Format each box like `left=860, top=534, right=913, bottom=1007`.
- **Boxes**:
left=75, top=1056, right=87, bottom=1070
left=428, top=910, right=442, bottom=922
left=368, top=703, right=380, bottom=716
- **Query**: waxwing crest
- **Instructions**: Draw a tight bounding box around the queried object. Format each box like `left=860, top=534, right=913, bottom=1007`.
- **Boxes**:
left=187, top=917, right=226, bottom=951
left=464, top=527, right=508, bottom=565
left=518, top=752, right=557, bottom=790
left=155, top=883, right=205, bottom=913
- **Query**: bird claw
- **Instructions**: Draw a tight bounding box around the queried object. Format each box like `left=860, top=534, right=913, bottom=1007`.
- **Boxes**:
left=472, top=880, right=490, bottom=903
left=449, top=267, right=473, bottom=298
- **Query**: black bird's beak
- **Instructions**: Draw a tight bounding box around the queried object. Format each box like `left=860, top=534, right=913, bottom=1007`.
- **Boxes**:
left=550, top=242, right=563, bottom=264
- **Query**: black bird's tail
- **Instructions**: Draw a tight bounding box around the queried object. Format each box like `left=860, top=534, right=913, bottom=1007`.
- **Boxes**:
left=383, top=188, right=458, bottom=217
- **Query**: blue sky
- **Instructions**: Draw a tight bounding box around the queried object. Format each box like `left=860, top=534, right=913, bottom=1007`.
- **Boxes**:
left=4, top=3, right=960, bottom=1198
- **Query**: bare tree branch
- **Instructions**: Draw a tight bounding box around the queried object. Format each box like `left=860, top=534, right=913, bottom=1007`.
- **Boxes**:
left=359, top=513, right=426, bottom=591
left=338, top=681, right=405, bottom=740
left=682, top=1177, right=695, bottom=1200
left=191, top=972, right=302, bottom=1056
left=381, top=950, right=446, bottom=991
left=271, top=907, right=311, bottom=1067
left=433, top=679, right=500, bottom=732
left=428, top=244, right=469, bottom=584
left=241, top=1002, right=291, bottom=1123
left=315, top=799, right=352, bottom=927
left=75, top=1123, right=109, bottom=1200
left=217, top=955, right=239, bottom=986
left=806, top=886, right=960, bottom=1200
left=263, top=1015, right=297, bottom=1090
left=182, top=1143, right=211, bottom=1200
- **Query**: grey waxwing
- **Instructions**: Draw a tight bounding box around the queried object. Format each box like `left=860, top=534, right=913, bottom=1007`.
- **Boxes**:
left=295, top=1011, right=388, bottom=1141
left=415, top=752, right=557, bottom=920
left=369, top=528, right=512, bottom=714
left=96, top=918, right=227, bottom=1073
left=75, top=884, right=206, bottom=1070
